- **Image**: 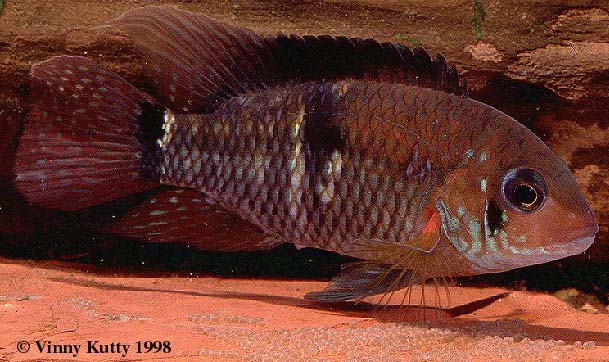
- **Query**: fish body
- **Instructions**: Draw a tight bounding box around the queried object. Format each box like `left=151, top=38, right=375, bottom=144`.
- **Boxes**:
left=13, top=6, right=598, bottom=301
left=156, top=79, right=598, bottom=274
left=160, top=82, right=444, bottom=258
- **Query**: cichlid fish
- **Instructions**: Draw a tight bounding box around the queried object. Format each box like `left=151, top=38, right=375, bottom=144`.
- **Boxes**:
left=14, top=6, right=598, bottom=302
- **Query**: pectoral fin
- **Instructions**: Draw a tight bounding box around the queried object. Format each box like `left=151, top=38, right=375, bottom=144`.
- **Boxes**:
left=307, top=211, right=443, bottom=302
left=305, top=262, right=416, bottom=302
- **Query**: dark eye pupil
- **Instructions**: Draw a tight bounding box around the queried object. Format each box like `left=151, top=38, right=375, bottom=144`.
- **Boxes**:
left=501, top=168, right=547, bottom=213
left=513, top=184, right=537, bottom=206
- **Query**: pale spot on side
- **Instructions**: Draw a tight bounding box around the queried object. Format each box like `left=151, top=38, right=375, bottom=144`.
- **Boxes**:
left=288, top=106, right=306, bottom=220
left=149, top=221, right=169, bottom=226
left=468, top=219, right=482, bottom=254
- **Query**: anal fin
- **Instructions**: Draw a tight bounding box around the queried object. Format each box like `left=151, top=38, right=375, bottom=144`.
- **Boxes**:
left=102, top=188, right=281, bottom=252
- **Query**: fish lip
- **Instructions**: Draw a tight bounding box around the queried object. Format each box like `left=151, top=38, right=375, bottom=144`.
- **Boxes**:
left=472, top=223, right=598, bottom=273
left=545, top=222, right=598, bottom=255
left=545, top=234, right=596, bottom=256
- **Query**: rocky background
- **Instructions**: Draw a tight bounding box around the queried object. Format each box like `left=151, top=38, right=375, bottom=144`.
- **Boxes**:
left=0, top=0, right=607, bottom=300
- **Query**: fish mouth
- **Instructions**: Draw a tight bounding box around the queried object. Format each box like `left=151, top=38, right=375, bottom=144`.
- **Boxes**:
left=544, top=235, right=595, bottom=257
left=545, top=222, right=599, bottom=257
left=481, top=223, right=598, bottom=273
left=437, top=198, right=599, bottom=273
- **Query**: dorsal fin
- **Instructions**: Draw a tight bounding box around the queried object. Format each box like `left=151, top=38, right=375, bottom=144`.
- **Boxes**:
left=106, top=5, right=467, bottom=113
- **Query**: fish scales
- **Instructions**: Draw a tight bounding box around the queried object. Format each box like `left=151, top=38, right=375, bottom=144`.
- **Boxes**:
left=157, top=81, right=477, bottom=256
left=13, top=6, right=598, bottom=302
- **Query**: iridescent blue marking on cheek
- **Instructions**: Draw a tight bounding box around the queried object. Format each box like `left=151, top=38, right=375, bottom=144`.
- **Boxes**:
left=464, top=149, right=475, bottom=159
left=442, top=205, right=460, bottom=231
left=467, top=219, right=482, bottom=254
left=486, top=235, right=498, bottom=253
left=457, top=206, right=465, bottom=216
left=480, top=151, right=488, bottom=162
left=480, top=179, right=487, bottom=193
left=507, top=242, right=539, bottom=256
left=508, top=245, right=530, bottom=256
left=483, top=202, right=499, bottom=253
left=498, top=230, right=509, bottom=249
left=437, top=200, right=467, bottom=251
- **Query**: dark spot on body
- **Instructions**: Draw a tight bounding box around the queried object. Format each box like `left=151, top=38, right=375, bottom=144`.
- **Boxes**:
left=486, top=199, right=505, bottom=235
left=137, top=101, right=165, bottom=181
left=139, top=101, right=165, bottom=142
left=303, top=84, right=346, bottom=210
left=303, top=85, right=346, bottom=154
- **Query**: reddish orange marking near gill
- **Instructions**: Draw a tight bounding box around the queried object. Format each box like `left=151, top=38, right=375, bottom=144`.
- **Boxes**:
left=422, top=210, right=441, bottom=235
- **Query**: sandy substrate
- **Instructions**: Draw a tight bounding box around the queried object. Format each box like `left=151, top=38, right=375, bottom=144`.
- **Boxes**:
left=0, top=259, right=608, bottom=362
left=1, top=1, right=608, bottom=361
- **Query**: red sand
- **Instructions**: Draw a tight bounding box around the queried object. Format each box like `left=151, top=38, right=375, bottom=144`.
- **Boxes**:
left=1, top=259, right=608, bottom=361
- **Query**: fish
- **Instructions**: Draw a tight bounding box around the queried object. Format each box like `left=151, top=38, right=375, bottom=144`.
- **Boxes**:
left=13, top=6, right=598, bottom=302
left=5, top=5, right=464, bottom=252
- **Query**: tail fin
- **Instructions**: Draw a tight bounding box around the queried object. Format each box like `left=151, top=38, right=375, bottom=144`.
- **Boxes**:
left=15, top=56, right=164, bottom=211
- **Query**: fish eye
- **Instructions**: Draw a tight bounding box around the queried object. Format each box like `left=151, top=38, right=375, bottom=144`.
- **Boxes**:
left=501, top=168, right=547, bottom=213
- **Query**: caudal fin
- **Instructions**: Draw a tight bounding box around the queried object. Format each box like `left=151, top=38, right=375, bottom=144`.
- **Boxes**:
left=15, top=56, right=164, bottom=211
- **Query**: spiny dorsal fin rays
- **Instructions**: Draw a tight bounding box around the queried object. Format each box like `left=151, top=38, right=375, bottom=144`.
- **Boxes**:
left=104, top=5, right=467, bottom=114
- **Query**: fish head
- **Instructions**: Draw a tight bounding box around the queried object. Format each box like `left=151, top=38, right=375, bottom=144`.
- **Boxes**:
left=436, top=109, right=598, bottom=274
